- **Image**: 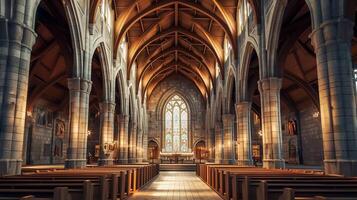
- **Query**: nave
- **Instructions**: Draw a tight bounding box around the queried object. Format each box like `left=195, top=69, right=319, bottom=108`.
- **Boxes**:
left=0, top=0, right=357, bottom=199
left=128, top=171, right=222, bottom=200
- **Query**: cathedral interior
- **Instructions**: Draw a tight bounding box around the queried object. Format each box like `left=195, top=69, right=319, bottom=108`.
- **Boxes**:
left=0, top=0, right=357, bottom=199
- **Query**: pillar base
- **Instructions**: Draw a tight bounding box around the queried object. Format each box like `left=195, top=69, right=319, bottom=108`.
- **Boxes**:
left=324, top=160, right=357, bottom=177
left=117, top=159, right=128, bottom=164
left=128, top=158, right=137, bottom=164
left=136, top=158, right=143, bottom=163
left=98, top=159, right=114, bottom=166
left=0, top=159, right=22, bottom=176
left=214, top=159, right=223, bottom=164
left=236, top=159, right=254, bottom=166
left=263, top=159, right=285, bottom=169
left=65, top=159, right=86, bottom=169
left=221, top=159, right=235, bottom=165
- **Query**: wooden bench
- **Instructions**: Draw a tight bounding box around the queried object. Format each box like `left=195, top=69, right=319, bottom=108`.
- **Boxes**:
left=0, top=164, right=159, bottom=200
left=196, top=164, right=357, bottom=200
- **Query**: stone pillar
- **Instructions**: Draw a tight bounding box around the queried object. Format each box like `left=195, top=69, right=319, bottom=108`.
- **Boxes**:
left=22, top=116, right=35, bottom=165
left=0, top=15, right=37, bottom=175
left=208, top=128, right=215, bottom=161
left=98, top=101, right=115, bottom=166
left=214, top=122, right=223, bottom=163
left=128, top=122, right=137, bottom=163
left=136, top=127, right=143, bottom=163
left=310, top=19, right=357, bottom=176
left=258, top=78, right=285, bottom=169
left=222, top=114, right=235, bottom=164
left=236, top=102, right=253, bottom=166
left=142, top=129, right=148, bottom=162
left=117, top=114, right=129, bottom=164
left=65, top=78, right=92, bottom=169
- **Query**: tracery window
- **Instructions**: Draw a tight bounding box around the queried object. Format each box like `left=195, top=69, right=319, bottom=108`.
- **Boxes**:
left=163, top=95, right=189, bottom=153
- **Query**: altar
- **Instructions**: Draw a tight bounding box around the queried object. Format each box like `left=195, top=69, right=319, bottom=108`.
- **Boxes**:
left=160, top=152, right=194, bottom=164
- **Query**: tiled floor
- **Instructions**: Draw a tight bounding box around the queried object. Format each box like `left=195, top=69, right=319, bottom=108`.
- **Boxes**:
left=129, top=171, right=222, bottom=200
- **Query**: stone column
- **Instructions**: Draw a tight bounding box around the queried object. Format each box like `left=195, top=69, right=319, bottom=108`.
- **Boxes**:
left=22, top=115, right=35, bottom=165
left=136, top=127, right=143, bottom=163
left=0, top=15, right=37, bottom=175
left=258, top=78, right=285, bottom=169
left=236, top=102, right=253, bottom=166
left=142, top=129, right=148, bottom=162
left=208, top=128, right=215, bottom=161
left=214, top=122, right=223, bottom=163
left=117, top=114, right=129, bottom=164
left=98, top=101, right=115, bottom=166
left=128, top=122, right=137, bottom=163
left=222, top=114, right=235, bottom=164
left=65, top=78, right=92, bottom=169
left=310, top=19, right=357, bottom=176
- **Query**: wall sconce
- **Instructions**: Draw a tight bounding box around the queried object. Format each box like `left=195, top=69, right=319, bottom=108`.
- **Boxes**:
left=313, top=111, right=319, bottom=118
left=258, top=130, right=263, bottom=137
left=87, top=130, right=92, bottom=136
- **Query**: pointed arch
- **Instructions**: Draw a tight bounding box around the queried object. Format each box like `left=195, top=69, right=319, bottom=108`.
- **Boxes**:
left=162, top=94, right=191, bottom=153
left=239, top=40, right=259, bottom=101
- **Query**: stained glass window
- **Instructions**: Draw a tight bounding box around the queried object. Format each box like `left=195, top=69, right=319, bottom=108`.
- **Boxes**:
left=164, top=95, right=189, bottom=153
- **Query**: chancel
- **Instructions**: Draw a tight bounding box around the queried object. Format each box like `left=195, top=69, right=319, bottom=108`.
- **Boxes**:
left=0, top=0, right=356, bottom=199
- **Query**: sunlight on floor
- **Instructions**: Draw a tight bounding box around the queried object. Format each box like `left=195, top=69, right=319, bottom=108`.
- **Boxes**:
left=129, top=171, right=222, bottom=200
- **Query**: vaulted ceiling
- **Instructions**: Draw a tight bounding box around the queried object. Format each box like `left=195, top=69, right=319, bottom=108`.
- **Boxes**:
left=114, top=0, right=238, bottom=99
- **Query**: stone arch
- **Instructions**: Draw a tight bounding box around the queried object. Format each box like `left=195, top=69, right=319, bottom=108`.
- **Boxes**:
left=265, top=0, right=287, bottom=77
left=61, top=1, right=87, bottom=78
left=116, top=69, right=127, bottom=115
left=90, top=42, right=111, bottom=101
left=128, top=85, right=137, bottom=122
left=225, top=67, right=237, bottom=114
left=239, top=40, right=259, bottom=101
left=193, top=140, right=206, bottom=149
left=215, top=83, right=224, bottom=123
left=155, top=89, right=195, bottom=151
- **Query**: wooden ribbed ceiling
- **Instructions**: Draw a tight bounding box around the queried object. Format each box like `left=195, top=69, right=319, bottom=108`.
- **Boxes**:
left=114, top=0, right=238, bottom=99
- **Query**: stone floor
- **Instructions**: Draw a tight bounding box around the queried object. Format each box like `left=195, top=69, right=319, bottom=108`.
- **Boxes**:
left=129, top=171, right=222, bottom=200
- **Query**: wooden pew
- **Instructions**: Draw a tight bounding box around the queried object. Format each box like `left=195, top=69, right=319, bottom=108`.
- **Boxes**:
left=1, top=164, right=159, bottom=200
left=255, top=180, right=357, bottom=200
left=0, top=187, right=70, bottom=200
left=279, top=188, right=357, bottom=200
left=196, top=164, right=357, bottom=200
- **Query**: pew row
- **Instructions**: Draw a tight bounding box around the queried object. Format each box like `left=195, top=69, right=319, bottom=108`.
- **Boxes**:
left=0, top=164, right=159, bottom=200
left=196, top=164, right=357, bottom=200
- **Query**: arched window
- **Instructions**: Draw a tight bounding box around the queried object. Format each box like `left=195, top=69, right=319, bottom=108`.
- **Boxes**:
left=163, top=95, right=189, bottom=153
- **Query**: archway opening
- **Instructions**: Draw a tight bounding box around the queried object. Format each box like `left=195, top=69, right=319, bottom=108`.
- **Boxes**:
left=148, top=140, right=159, bottom=163
left=246, top=49, right=262, bottom=165
left=25, top=0, right=72, bottom=165
left=87, top=48, right=104, bottom=164
left=277, top=0, right=321, bottom=166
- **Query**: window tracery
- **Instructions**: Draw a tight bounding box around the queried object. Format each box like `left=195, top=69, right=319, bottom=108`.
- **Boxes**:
left=163, top=95, right=189, bottom=153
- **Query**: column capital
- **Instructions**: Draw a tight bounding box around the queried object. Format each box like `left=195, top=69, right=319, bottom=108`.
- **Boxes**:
left=235, top=101, right=252, bottom=113
left=67, top=78, right=92, bottom=93
left=258, top=77, right=282, bottom=92
left=222, top=114, right=235, bottom=125
left=310, top=18, right=354, bottom=50
left=99, top=101, right=116, bottom=113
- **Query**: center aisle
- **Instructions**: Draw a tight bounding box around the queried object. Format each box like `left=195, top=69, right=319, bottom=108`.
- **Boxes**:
left=129, top=171, right=222, bottom=200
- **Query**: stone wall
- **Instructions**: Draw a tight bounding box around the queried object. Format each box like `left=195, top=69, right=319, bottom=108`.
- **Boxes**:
left=147, top=74, right=206, bottom=153
left=25, top=100, right=69, bottom=165
left=299, top=104, right=323, bottom=166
